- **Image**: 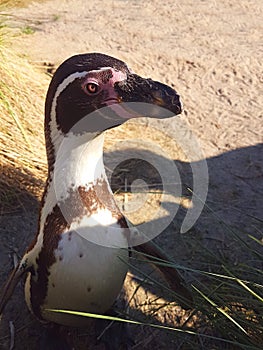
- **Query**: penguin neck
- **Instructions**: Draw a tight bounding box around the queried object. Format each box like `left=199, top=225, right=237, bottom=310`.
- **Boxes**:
left=40, top=131, right=112, bottom=227
left=52, top=132, right=109, bottom=201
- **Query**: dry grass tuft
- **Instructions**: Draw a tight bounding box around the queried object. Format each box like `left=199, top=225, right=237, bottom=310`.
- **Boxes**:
left=0, top=0, right=42, bottom=8
left=0, top=18, right=49, bottom=213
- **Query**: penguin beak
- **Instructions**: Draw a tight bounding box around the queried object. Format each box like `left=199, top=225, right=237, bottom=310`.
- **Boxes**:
left=114, top=73, right=182, bottom=117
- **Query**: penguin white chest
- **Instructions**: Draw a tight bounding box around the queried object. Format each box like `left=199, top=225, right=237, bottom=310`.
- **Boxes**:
left=38, top=223, right=129, bottom=326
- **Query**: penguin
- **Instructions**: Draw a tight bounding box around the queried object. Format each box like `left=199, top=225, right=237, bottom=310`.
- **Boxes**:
left=0, top=53, right=192, bottom=348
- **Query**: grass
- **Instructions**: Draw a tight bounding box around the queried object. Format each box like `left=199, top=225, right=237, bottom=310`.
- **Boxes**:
left=0, top=2, right=262, bottom=349
left=0, top=3, right=48, bottom=212
left=21, top=25, right=35, bottom=34
left=0, top=0, right=44, bottom=8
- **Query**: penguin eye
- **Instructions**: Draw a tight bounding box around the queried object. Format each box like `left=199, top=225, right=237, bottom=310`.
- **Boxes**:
left=84, top=82, right=100, bottom=95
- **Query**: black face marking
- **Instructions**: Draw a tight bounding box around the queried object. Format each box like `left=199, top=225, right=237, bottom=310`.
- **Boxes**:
left=55, top=77, right=99, bottom=134
left=45, top=53, right=129, bottom=126
left=52, top=69, right=126, bottom=135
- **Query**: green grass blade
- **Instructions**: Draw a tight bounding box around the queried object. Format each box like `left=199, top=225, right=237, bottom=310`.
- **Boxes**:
left=46, top=309, right=259, bottom=349
left=192, top=285, right=248, bottom=335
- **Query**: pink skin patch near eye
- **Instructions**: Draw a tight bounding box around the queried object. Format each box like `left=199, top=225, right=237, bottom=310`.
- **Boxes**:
left=83, top=67, right=126, bottom=97
left=83, top=68, right=137, bottom=119
left=103, top=69, right=141, bottom=119
left=103, top=69, right=127, bottom=105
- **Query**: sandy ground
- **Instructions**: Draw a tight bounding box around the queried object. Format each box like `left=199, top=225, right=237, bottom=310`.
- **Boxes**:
left=0, top=0, right=263, bottom=349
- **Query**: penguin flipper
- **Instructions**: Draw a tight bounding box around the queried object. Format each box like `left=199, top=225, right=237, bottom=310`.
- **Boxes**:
left=133, top=240, right=193, bottom=309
